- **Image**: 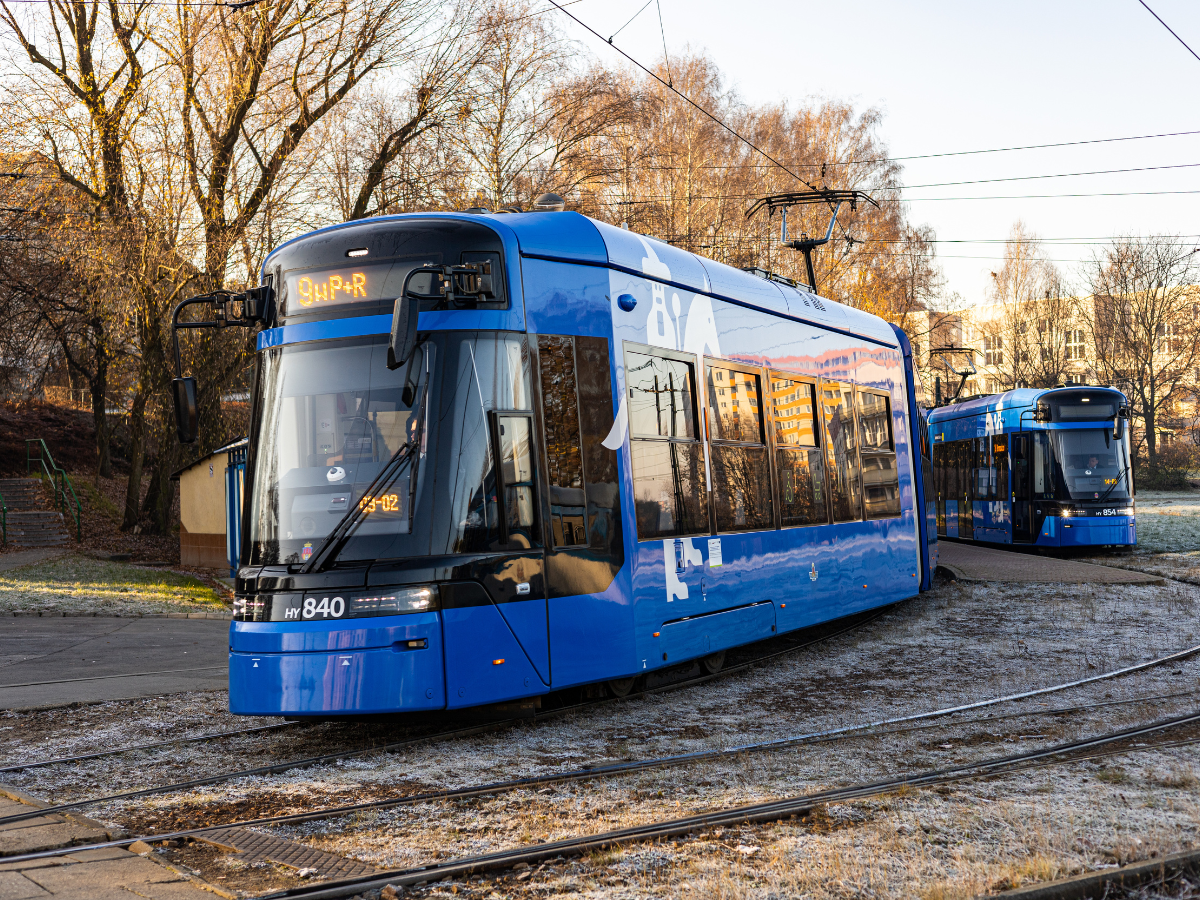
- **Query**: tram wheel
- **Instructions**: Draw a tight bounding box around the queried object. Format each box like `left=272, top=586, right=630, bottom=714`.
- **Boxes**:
left=700, top=650, right=726, bottom=675
left=607, top=677, right=637, bottom=698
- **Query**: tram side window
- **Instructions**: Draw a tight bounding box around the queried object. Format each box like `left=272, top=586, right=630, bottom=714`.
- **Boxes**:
left=626, top=346, right=706, bottom=539
left=932, top=442, right=947, bottom=533
left=439, top=333, right=540, bottom=553
left=1031, top=431, right=1055, bottom=500
left=821, top=383, right=861, bottom=522
left=537, top=336, right=586, bottom=547
left=992, top=436, right=1009, bottom=501
left=574, top=337, right=622, bottom=559
left=857, top=390, right=900, bottom=519
left=973, top=437, right=995, bottom=500
left=771, top=375, right=826, bottom=527
left=706, top=365, right=773, bottom=532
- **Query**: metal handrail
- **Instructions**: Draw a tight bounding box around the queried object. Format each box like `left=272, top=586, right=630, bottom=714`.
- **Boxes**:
left=25, top=439, right=82, bottom=542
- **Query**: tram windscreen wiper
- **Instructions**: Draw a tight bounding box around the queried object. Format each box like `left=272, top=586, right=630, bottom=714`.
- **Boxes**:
left=1095, top=465, right=1129, bottom=503
left=299, top=344, right=429, bottom=574
left=298, top=442, right=417, bottom=574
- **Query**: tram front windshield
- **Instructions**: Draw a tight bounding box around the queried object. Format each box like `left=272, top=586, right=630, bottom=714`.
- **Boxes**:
left=247, top=331, right=536, bottom=566
left=1033, top=428, right=1131, bottom=502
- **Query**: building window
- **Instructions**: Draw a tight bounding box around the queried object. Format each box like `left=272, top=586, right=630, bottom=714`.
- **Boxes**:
left=983, top=336, right=1003, bottom=366
left=626, top=345, right=706, bottom=539
left=1065, top=329, right=1086, bottom=361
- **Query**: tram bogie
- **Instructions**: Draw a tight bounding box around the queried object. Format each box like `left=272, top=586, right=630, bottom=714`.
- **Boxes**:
left=214, top=210, right=939, bottom=717
left=927, top=387, right=1135, bottom=549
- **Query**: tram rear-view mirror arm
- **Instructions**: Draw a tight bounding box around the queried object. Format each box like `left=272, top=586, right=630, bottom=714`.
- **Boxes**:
left=169, top=286, right=274, bottom=444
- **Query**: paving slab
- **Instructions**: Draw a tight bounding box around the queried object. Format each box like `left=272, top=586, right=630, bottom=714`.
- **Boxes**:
left=937, top=540, right=1164, bottom=584
left=0, top=788, right=216, bottom=899
left=0, top=618, right=228, bottom=710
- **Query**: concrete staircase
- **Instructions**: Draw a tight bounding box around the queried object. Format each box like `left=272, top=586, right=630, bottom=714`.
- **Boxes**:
left=0, top=478, right=71, bottom=547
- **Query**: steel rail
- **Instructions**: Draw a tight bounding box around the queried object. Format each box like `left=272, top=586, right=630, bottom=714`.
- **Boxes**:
left=0, top=723, right=296, bottom=774
left=0, top=608, right=889, bottom=827
left=254, top=709, right=1200, bottom=899
left=4, top=678, right=1195, bottom=864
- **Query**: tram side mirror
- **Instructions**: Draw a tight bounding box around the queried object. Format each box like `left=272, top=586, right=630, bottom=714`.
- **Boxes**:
left=1114, top=406, right=1130, bottom=441
left=1033, top=404, right=1052, bottom=423
left=173, top=377, right=199, bottom=444
left=388, top=293, right=420, bottom=370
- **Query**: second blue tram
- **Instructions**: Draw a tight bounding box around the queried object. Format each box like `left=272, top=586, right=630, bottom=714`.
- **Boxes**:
left=217, top=210, right=939, bottom=717
left=927, top=387, right=1135, bottom=548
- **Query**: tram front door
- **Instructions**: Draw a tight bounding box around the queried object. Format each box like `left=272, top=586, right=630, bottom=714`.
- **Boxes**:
left=1010, top=433, right=1035, bottom=542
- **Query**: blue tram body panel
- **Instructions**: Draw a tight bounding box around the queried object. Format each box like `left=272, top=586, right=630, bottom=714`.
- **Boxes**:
left=227, top=210, right=938, bottom=717
left=927, top=388, right=1135, bottom=551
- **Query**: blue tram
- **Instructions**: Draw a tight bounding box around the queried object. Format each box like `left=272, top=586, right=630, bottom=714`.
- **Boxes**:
left=202, top=210, right=938, bottom=716
left=927, top=387, right=1135, bottom=548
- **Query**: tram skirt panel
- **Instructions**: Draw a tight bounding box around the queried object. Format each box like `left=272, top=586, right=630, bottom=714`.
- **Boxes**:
left=443, top=604, right=549, bottom=708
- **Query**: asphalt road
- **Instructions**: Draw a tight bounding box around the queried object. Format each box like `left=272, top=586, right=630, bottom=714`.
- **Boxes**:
left=0, top=617, right=229, bottom=710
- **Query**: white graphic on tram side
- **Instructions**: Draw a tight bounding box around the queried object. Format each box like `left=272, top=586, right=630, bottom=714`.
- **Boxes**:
left=664, top=538, right=703, bottom=601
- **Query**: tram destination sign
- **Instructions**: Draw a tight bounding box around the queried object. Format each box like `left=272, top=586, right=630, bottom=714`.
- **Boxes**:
left=285, top=263, right=410, bottom=313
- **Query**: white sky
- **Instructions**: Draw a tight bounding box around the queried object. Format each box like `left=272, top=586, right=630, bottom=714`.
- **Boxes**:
left=560, top=0, right=1200, bottom=308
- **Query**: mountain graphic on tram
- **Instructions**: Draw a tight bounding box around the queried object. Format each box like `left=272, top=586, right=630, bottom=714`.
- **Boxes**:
left=171, top=208, right=940, bottom=717
left=927, top=387, right=1135, bottom=549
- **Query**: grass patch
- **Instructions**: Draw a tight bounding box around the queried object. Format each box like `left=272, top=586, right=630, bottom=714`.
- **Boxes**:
left=0, top=554, right=224, bottom=615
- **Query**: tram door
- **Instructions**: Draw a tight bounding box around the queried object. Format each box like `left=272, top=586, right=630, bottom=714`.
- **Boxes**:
left=1009, top=433, right=1035, bottom=542
left=958, top=439, right=974, bottom=540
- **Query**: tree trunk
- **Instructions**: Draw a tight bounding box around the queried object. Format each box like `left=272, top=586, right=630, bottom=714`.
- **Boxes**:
left=1144, top=405, right=1158, bottom=471
left=92, top=353, right=112, bottom=478
left=122, top=386, right=149, bottom=530
left=142, top=412, right=180, bottom=535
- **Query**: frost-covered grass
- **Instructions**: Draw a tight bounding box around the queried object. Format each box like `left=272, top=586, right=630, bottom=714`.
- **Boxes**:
left=0, top=554, right=225, bottom=615
left=1135, top=491, right=1200, bottom=553
left=6, top=576, right=1200, bottom=898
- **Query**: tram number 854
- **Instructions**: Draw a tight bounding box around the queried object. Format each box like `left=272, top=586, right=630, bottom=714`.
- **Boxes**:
left=303, top=597, right=345, bottom=619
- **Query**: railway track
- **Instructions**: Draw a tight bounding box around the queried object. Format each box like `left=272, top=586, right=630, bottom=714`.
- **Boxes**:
left=5, top=644, right=1198, bottom=864
left=0, top=606, right=892, bottom=825
left=249, top=708, right=1200, bottom=899
left=0, top=722, right=296, bottom=774
left=6, top=591, right=1198, bottom=895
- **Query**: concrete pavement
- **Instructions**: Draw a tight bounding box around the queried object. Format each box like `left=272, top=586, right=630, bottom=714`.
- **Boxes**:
left=0, top=786, right=217, bottom=899
left=937, top=540, right=1164, bottom=585
left=0, top=618, right=229, bottom=710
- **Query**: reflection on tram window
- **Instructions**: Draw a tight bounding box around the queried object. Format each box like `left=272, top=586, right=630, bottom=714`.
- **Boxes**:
left=707, top=364, right=771, bottom=532
left=630, top=440, right=705, bottom=538
left=857, top=390, right=900, bottom=519
left=538, top=336, right=586, bottom=548
left=861, top=453, right=901, bottom=518
left=626, top=351, right=696, bottom=439
left=626, top=346, right=704, bottom=539
left=821, top=383, right=861, bottom=522
left=706, top=366, right=763, bottom=443
left=777, top=447, right=826, bottom=526
left=857, top=391, right=893, bottom=451
left=771, top=378, right=818, bottom=447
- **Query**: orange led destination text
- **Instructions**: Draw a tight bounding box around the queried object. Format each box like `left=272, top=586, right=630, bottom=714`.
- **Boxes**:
left=358, top=493, right=400, bottom=514
left=296, top=272, right=368, bottom=307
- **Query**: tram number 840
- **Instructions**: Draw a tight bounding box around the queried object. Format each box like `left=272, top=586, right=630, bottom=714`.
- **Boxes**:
left=302, top=597, right=345, bottom=619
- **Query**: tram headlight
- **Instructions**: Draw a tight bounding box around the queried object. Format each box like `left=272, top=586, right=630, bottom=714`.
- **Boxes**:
left=348, top=585, right=440, bottom=617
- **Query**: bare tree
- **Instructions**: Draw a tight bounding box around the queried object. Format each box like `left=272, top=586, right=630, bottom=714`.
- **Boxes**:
left=1086, top=235, right=1200, bottom=471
